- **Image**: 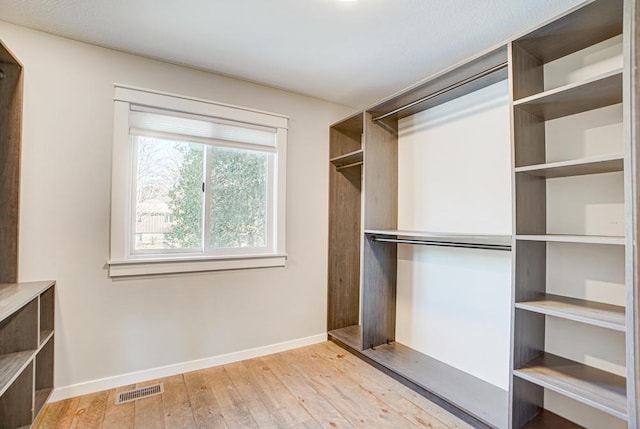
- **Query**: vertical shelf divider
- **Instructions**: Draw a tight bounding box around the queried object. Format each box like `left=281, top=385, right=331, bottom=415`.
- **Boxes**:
left=361, top=112, right=398, bottom=349
left=625, top=0, right=640, bottom=426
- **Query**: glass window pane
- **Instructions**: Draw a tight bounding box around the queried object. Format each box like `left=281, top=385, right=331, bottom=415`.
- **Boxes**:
left=134, top=136, right=204, bottom=251
left=209, top=146, right=269, bottom=249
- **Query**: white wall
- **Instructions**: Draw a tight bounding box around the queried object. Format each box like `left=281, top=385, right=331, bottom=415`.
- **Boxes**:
left=396, top=81, right=513, bottom=390
left=0, top=21, right=354, bottom=398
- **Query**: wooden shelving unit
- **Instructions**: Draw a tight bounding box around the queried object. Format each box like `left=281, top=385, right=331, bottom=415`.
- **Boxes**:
left=0, top=40, right=56, bottom=429
left=0, top=281, right=55, bottom=429
left=328, top=1, right=638, bottom=428
left=509, top=0, right=636, bottom=427
left=327, top=112, right=363, bottom=334
left=329, top=46, right=512, bottom=429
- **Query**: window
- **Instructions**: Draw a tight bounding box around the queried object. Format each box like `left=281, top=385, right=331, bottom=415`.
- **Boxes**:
left=109, top=85, right=288, bottom=277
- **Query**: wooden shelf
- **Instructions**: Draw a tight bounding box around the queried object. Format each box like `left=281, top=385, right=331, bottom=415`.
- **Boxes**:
left=516, top=294, right=625, bottom=332
left=513, top=69, right=622, bottom=121
left=329, top=325, right=508, bottom=429
left=0, top=351, right=35, bottom=397
left=514, top=353, right=627, bottom=420
left=513, top=0, right=622, bottom=64
left=515, top=154, right=624, bottom=178
left=328, top=324, right=361, bottom=349
left=34, top=387, right=53, bottom=417
left=522, top=409, right=582, bottom=428
left=0, top=282, right=55, bottom=427
left=40, top=330, right=54, bottom=347
left=516, top=235, right=625, bottom=246
left=330, top=149, right=363, bottom=169
left=365, top=229, right=511, bottom=247
left=0, top=281, right=56, bottom=324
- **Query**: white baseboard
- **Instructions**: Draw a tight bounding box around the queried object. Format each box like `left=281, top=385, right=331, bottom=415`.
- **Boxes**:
left=49, top=333, right=327, bottom=402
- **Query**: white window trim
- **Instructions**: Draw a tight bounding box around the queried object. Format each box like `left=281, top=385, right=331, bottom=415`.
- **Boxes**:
left=109, top=85, right=288, bottom=277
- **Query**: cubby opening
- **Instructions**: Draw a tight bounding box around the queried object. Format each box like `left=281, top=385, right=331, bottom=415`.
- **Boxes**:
left=39, top=286, right=55, bottom=346
left=0, top=282, right=56, bottom=429
left=35, top=335, right=54, bottom=418
left=0, top=298, right=39, bottom=356
left=0, top=361, right=33, bottom=429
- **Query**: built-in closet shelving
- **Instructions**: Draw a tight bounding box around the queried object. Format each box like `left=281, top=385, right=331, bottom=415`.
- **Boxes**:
left=0, top=40, right=56, bottom=428
left=327, top=0, right=639, bottom=428
left=0, top=281, right=56, bottom=428
left=510, top=0, right=637, bottom=427
left=329, top=45, right=514, bottom=429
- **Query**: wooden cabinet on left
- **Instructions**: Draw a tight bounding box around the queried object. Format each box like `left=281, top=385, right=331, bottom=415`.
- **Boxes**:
left=0, top=281, right=55, bottom=429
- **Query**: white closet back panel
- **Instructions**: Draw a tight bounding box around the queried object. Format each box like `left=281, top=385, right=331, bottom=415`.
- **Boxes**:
left=396, top=80, right=512, bottom=389
left=397, top=80, right=511, bottom=235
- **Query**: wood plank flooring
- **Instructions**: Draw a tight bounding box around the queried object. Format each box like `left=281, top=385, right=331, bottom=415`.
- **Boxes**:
left=34, top=341, right=473, bottom=429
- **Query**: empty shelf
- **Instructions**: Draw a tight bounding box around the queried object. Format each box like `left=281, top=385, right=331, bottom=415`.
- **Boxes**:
left=330, top=149, right=363, bottom=168
left=522, top=409, right=582, bottom=428
left=513, top=69, right=622, bottom=120
left=513, top=0, right=622, bottom=64
left=516, top=235, right=625, bottom=245
left=514, top=353, right=627, bottom=420
left=0, top=350, right=35, bottom=396
left=39, top=330, right=54, bottom=347
left=329, top=325, right=507, bottom=428
left=328, top=325, right=361, bottom=350
left=516, top=294, right=625, bottom=332
left=0, top=281, right=56, bottom=324
left=515, top=155, right=624, bottom=178
left=34, top=387, right=53, bottom=416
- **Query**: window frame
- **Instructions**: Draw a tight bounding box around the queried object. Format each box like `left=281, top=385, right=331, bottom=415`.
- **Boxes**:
left=109, top=85, right=288, bottom=277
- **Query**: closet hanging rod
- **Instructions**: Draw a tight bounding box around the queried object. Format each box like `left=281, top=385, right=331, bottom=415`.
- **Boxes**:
left=372, top=62, right=508, bottom=122
left=371, top=236, right=512, bottom=251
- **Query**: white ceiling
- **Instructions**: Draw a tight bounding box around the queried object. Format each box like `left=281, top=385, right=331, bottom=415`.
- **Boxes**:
left=0, top=0, right=585, bottom=108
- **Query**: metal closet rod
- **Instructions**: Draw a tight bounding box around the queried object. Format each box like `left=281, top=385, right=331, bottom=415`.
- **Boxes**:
left=371, top=236, right=512, bottom=251
left=372, top=62, right=508, bottom=122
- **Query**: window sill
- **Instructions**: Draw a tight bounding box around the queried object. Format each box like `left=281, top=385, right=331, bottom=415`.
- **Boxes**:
left=108, top=253, right=287, bottom=278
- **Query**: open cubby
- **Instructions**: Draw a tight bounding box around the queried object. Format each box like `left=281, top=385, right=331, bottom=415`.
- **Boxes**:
left=0, top=361, right=33, bottom=429
left=35, top=334, right=54, bottom=418
left=0, top=281, right=55, bottom=429
left=0, top=297, right=38, bottom=357
left=39, top=286, right=54, bottom=346
left=0, top=40, right=56, bottom=428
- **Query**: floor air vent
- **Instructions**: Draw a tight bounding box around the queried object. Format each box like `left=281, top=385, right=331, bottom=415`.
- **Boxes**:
left=115, top=383, right=164, bottom=404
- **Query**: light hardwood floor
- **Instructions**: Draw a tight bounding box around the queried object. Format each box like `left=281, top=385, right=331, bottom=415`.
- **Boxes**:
left=34, top=341, right=473, bottom=428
